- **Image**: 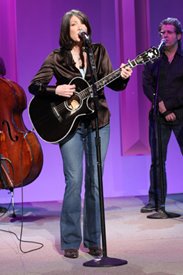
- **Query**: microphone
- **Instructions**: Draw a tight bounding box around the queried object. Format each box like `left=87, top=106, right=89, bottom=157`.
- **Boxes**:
left=158, top=39, right=166, bottom=50
left=78, top=30, right=90, bottom=43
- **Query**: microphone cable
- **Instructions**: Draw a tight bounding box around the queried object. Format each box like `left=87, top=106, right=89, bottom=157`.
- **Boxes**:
left=0, top=186, right=44, bottom=253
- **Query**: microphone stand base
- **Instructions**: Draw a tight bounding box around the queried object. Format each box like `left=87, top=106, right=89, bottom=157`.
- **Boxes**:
left=83, top=256, right=128, bottom=267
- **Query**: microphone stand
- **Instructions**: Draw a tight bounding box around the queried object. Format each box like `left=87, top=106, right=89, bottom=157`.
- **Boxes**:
left=82, top=39, right=127, bottom=267
left=146, top=55, right=164, bottom=218
left=147, top=43, right=180, bottom=219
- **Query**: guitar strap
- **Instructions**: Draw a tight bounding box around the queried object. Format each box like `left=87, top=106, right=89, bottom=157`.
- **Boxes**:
left=84, top=46, right=99, bottom=107
left=89, top=55, right=98, bottom=82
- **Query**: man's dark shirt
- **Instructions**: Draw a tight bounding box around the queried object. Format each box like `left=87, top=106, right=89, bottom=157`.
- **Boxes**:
left=143, top=47, right=183, bottom=123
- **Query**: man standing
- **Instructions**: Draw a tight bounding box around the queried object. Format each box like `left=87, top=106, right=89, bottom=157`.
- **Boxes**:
left=141, top=18, right=183, bottom=219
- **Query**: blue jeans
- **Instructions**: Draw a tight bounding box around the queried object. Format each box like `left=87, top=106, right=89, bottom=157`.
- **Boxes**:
left=148, top=114, right=183, bottom=209
left=59, top=123, right=110, bottom=250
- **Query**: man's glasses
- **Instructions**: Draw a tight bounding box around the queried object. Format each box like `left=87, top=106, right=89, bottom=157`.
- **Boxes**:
left=159, top=30, right=176, bottom=36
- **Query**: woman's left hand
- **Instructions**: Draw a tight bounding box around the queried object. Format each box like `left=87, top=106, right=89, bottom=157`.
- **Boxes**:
left=120, top=63, right=133, bottom=79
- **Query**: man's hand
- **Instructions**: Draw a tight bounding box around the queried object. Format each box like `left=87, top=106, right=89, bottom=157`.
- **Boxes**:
left=158, top=101, right=167, bottom=113
left=159, top=101, right=176, bottom=121
left=165, top=113, right=176, bottom=121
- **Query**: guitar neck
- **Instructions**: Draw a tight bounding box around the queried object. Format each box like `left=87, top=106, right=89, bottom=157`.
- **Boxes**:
left=81, top=46, right=160, bottom=97
left=95, top=58, right=138, bottom=91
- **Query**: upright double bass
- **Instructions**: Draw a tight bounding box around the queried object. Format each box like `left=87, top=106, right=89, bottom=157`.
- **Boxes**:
left=0, top=76, right=43, bottom=190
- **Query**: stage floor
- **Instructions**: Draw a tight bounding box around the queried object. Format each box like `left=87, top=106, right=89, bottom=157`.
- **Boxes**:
left=0, top=194, right=183, bottom=275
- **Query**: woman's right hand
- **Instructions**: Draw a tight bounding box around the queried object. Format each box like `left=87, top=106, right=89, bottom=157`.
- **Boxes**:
left=55, top=84, right=76, bottom=97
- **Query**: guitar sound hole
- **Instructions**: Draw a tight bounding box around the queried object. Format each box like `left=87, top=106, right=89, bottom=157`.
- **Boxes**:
left=67, top=95, right=80, bottom=111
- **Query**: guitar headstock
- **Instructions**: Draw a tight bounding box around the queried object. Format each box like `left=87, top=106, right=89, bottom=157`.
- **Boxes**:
left=131, top=47, right=160, bottom=66
left=128, top=47, right=160, bottom=67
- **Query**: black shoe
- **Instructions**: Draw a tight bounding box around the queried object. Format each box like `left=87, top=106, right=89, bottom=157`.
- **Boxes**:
left=147, top=208, right=181, bottom=219
left=147, top=208, right=169, bottom=219
left=140, top=203, right=155, bottom=213
left=64, top=249, right=79, bottom=258
left=0, top=206, right=7, bottom=213
left=88, top=247, right=102, bottom=256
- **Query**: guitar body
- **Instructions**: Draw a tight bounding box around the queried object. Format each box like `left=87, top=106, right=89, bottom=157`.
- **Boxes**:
left=29, top=77, right=94, bottom=143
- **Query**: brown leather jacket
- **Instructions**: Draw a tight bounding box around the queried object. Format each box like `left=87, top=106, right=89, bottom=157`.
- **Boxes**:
left=29, top=43, right=129, bottom=129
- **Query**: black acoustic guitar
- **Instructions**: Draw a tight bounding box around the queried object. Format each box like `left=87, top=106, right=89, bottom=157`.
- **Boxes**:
left=29, top=47, right=160, bottom=144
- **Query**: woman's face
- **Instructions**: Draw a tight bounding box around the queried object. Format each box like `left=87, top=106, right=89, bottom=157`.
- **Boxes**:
left=69, top=15, right=88, bottom=42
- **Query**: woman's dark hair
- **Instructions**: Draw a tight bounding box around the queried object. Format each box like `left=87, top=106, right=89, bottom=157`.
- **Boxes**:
left=59, top=9, right=91, bottom=50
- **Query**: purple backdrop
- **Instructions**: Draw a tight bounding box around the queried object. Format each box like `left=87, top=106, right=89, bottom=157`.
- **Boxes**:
left=0, top=0, right=183, bottom=203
